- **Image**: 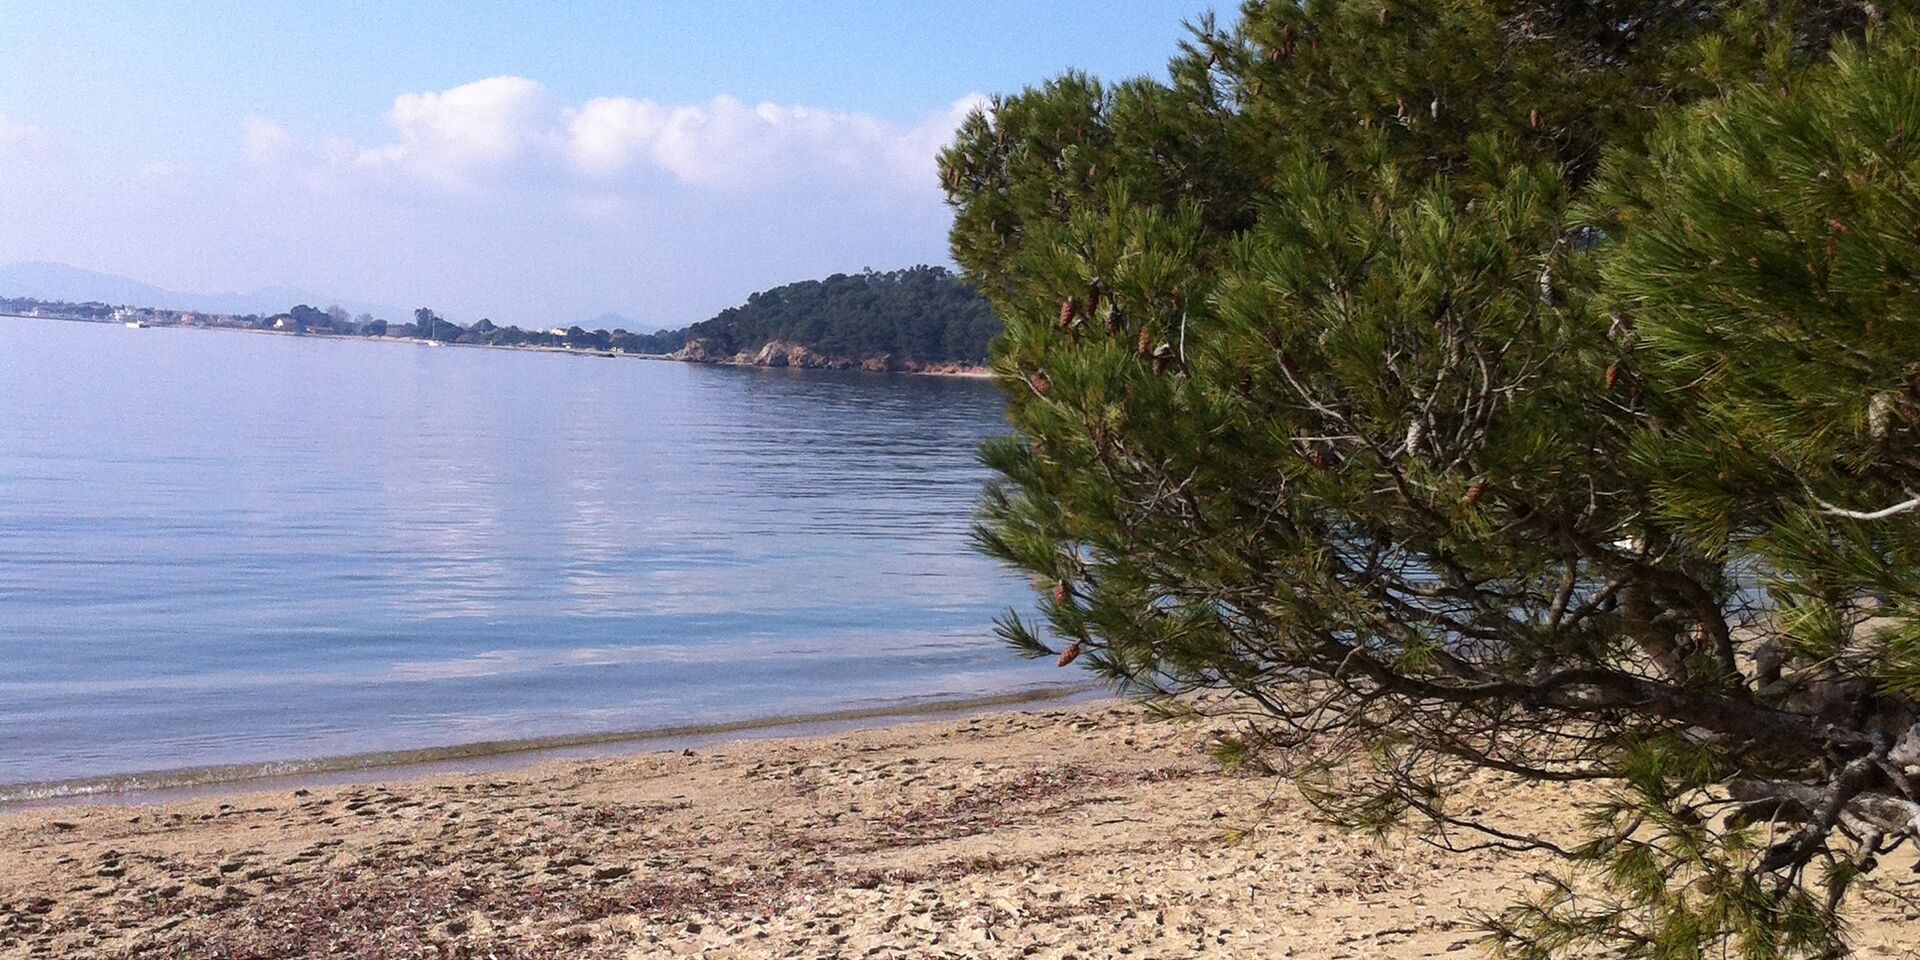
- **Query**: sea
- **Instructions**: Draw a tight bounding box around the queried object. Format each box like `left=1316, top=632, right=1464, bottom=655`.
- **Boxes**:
left=0, top=316, right=1070, bottom=800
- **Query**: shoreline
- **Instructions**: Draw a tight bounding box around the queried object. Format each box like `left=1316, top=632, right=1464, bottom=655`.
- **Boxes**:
left=0, top=683, right=1099, bottom=809
left=5, top=698, right=1912, bottom=959
left=0, top=312, right=994, bottom=378
left=651, top=354, right=993, bottom=379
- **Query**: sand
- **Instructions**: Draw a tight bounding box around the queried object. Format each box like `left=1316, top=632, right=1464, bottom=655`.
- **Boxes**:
left=1, top=701, right=1914, bottom=959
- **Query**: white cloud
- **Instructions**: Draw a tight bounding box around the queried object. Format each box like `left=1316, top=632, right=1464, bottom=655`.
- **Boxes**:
left=313, top=76, right=982, bottom=199
left=565, top=93, right=986, bottom=192
left=139, top=161, right=184, bottom=179
left=242, top=117, right=293, bottom=165
left=353, top=76, right=556, bottom=188
left=0, top=114, right=55, bottom=161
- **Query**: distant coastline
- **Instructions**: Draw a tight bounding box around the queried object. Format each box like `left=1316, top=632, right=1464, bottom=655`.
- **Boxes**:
left=0, top=310, right=992, bottom=378
left=1, top=264, right=999, bottom=378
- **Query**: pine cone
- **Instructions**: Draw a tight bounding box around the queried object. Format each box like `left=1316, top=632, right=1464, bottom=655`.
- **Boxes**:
left=1605, top=363, right=1621, bottom=390
left=1058, top=298, right=1076, bottom=328
left=1029, top=371, right=1051, bottom=396
left=1463, top=482, right=1487, bottom=506
left=1052, top=582, right=1070, bottom=605
left=1138, top=325, right=1155, bottom=356
left=1868, top=392, right=1894, bottom=439
left=1056, top=643, right=1082, bottom=668
left=1404, top=419, right=1426, bottom=457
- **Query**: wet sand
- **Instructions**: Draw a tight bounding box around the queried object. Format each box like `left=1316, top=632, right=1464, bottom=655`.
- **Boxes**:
left=2, top=701, right=1914, bottom=959
left=1, top=687, right=1099, bottom=808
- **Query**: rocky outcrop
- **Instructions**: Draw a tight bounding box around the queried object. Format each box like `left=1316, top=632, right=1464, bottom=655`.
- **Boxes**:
left=895, top=360, right=987, bottom=375
left=744, top=341, right=819, bottom=368
left=672, top=338, right=983, bottom=376
left=671, top=338, right=730, bottom=364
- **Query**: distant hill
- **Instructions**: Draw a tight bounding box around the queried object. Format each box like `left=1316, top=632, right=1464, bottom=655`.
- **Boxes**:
left=0, top=262, right=401, bottom=320
left=586, top=312, right=649, bottom=333
left=637, top=266, right=999, bottom=367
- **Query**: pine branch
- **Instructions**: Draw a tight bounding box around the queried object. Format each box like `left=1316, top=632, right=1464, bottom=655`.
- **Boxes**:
left=1809, top=489, right=1920, bottom=521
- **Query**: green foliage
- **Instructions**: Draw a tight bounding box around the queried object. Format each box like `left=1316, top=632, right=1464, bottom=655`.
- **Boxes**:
left=1487, top=738, right=1846, bottom=960
left=407, top=308, right=461, bottom=343
left=1594, top=28, right=1920, bottom=697
left=654, top=266, right=998, bottom=364
left=946, top=2, right=1912, bottom=956
left=0, top=296, right=113, bottom=320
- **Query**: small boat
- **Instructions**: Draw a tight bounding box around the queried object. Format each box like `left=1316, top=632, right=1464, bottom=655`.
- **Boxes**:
left=124, top=320, right=148, bottom=329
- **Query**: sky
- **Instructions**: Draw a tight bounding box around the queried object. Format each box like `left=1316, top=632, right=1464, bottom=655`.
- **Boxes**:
left=0, top=1, right=1218, bottom=328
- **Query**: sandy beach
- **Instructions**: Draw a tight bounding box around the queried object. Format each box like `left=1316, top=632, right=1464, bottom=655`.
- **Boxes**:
left=2, top=700, right=1913, bottom=959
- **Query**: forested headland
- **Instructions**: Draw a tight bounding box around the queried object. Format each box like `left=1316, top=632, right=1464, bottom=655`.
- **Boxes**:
left=652, top=266, right=999, bottom=370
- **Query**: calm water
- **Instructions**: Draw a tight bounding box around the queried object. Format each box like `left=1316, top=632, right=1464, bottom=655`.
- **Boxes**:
left=0, top=317, right=1057, bottom=793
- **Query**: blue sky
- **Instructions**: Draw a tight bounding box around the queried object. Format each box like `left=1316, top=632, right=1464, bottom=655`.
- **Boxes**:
left=0, top=1, right=1218, bottom=327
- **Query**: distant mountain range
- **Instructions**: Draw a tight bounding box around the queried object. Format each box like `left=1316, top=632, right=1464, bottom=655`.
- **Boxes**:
left=0, top=261, right=407, bottom=321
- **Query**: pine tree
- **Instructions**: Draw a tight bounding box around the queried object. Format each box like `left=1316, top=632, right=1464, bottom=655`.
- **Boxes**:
left=941, top=2, right=1907, bottom=955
